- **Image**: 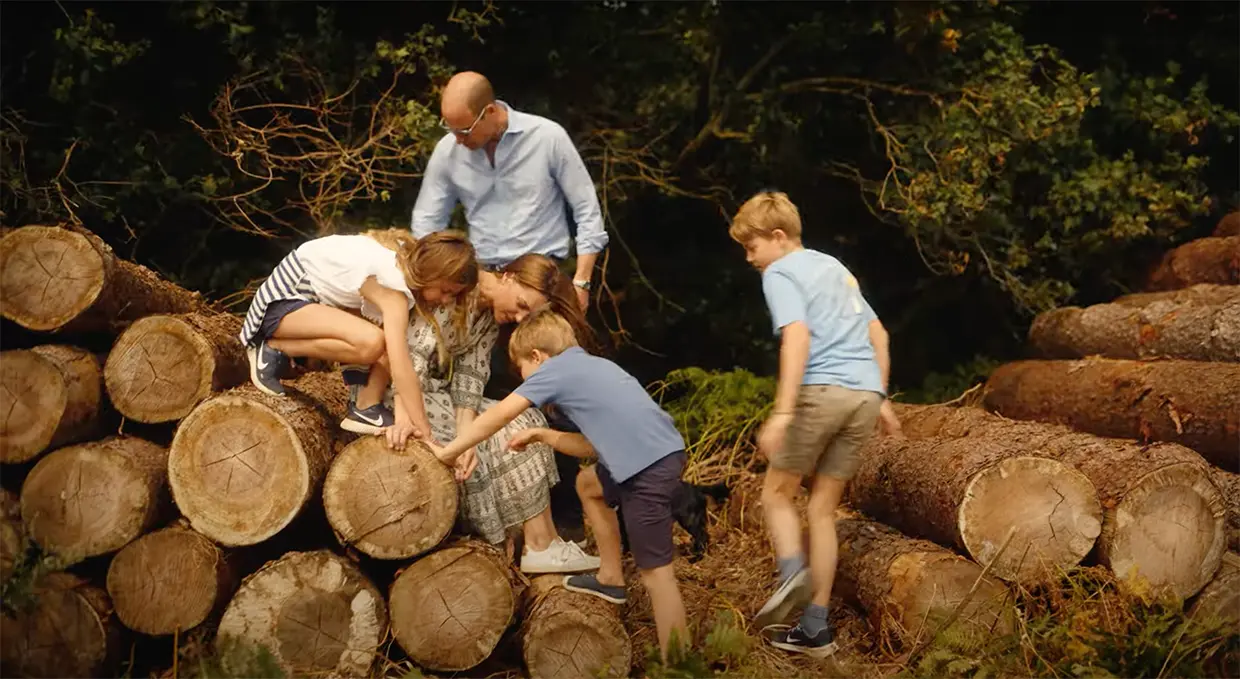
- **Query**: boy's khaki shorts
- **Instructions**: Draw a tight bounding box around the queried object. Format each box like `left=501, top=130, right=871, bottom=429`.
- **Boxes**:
left=771, top=385, right=884, bottom=479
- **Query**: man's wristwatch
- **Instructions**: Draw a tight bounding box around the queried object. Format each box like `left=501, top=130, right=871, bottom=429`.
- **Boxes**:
left=572, top=279, right=592, bottom=291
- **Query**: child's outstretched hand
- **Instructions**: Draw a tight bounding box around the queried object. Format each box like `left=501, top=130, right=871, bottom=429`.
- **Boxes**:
left=453, top=448, right=479, bottom=482
left=506, top=428, right=546, bottom=453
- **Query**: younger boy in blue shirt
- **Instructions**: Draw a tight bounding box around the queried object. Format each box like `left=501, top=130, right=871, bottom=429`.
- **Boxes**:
left=730, top=190, right=901, bottom=657
left=431, top=308, right=690, bottom=660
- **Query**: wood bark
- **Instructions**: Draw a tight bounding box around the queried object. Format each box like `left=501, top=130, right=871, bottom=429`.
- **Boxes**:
left=168, top=371, right=348, bottom=546
left=20, top=436, right=168, bottom=565
left=0, top=224, right=203, bottom=333
left=1146, top=235, right=1240, bottom=291
left=390, top=539, right=518, bottom=672
left=893, top=404, right=1229, bottom=600
left=0, top=345, right=101, bottom=463
left=216, top=549, right=387, bottom=677
left=1, top=488, right=23, bottom=581
left=106, top=523, right=237, bottom=636
left=848, top=435, right=1103, bottom=584
left=1207, top=466, right=1240, bottom=553
left=520, top=575, right=631, bottom=679
left=1213, top=211, right=1240, bottom=238
left=983, top=358, right=1240, bottom=470
left=104, top=312, right=248, bottom=423
left=1188, top=552, right=1238, bottom=623
left=0, top=572, right=123, bottom=678
left=833, top=516, right=1014, bottom=650
left=1028, top=285, right=1239, bottom=362
left=322, top=436, right=458, bottom=560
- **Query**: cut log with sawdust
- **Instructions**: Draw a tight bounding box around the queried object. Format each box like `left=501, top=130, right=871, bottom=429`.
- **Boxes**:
left=1028, top=285, right=1239, bottom=362
left=0, top=345, right=101, bottom=463
left=216, top=549, right=387, bottom=677
left=1146, top=235, right=1240, bottom=291
left=322, top=435, right=458, bottom=560
left=983, top=358, right=1240, bottom=470
left=1, top=488, right=23, bottom=581
left=390, top=539, right=518, bottom=672
left=168, top=371, right=348, bottom=546
left=1216, top=212, right=1240, bottom=238
left=894, top=404, right=1228, bottom=600
left=20, top=436, right=168, bottom=565
left=1188, top=552, right=1239, bottom=623
left=1207, top=466, right=1240, bottom=553
left=0, top=225, right=203, bottom=333
left=0, top=572, right=122, bottom=678
left=106, top=523, right=237, bottom=636
left=848, top=435, right=1103, bottom=584
left=834, top=515, right=1015, bottom=649
left=520, top=575, right=631, bottom=679
left=104, top=312, right=248, bottom=423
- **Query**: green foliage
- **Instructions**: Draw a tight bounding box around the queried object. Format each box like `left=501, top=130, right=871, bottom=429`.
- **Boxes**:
left=182, top=635, right=285, bottom=679
left=650, top=367, right=774, bottom=480
left=903, top=568, right=1239, bottom=679
left=642, top=612, right=755, bottom=678
left=0, top=541, right=64, bottom=617
left=896, top=355, right=999, bottom=404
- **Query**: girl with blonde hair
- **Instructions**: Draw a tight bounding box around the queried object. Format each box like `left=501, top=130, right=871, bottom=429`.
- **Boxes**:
left=239, top=229, right=477, bottom=437
left=388, top=253, right=602, bottom=573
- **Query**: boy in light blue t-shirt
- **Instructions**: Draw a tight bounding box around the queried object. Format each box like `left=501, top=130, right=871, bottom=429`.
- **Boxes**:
left=729, top=190, right=902, bottom=657
left=430, top=308, right=690, bottom=661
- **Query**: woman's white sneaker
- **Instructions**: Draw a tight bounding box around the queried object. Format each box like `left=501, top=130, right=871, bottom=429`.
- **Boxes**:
left=520, top=538, right=601, bottom=574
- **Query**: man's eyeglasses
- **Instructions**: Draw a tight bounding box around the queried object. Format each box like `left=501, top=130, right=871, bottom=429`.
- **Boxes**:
left=440, top=105, right=489, bottom=137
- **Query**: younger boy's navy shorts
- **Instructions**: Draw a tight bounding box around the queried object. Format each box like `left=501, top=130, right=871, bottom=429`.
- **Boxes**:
left=597, top=451, right=686, bottom=570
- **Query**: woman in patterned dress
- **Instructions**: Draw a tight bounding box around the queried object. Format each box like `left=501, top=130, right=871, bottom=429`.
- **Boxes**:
left=389, top=253, right=601, bottom=573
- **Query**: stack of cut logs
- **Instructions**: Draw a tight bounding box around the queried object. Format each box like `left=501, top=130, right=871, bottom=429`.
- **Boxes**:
left=0, top=224, right=630, bottom=679
left=833, top=213, right=1239, bottom=645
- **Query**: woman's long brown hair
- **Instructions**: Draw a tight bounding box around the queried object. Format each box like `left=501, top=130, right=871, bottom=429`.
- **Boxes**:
left=501, top=254, right=601, bottom=355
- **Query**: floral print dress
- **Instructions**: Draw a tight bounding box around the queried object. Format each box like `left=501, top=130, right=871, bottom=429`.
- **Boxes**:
left=401, top=295, right=560, bottom=545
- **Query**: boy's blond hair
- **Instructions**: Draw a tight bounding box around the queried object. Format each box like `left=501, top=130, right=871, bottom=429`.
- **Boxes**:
left=728, top=191, right=803, bottom=243
left=508, top=308, right=579, bottom=364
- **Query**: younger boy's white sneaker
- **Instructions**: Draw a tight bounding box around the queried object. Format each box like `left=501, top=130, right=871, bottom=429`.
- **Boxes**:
left=520, top=538, right=601, bottom=574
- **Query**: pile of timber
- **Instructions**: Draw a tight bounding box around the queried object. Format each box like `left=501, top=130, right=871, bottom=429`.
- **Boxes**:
left=922, top=210, right=1240, bottom=606
left=0, top=223, right=634, bottom=679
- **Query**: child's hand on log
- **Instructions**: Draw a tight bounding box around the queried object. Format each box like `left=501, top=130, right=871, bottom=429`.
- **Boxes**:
left=384, top=419, right=420, bottom=450
left=757, top=413, right=792, bottom=459
left=454, top=448, right=479, bottom=482
left=506, top=428, right=545, bottom=453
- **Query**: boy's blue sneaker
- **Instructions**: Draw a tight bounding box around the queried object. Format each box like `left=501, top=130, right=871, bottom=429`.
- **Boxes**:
left=563, top=573, right=627, bottom=605
left=754, top=568, right=811, bottom=629
left=764, top=622, right=839, bottom=658
left=340, top=401, right=394, bottom=435
left=246, top=340, right=288, bottom=396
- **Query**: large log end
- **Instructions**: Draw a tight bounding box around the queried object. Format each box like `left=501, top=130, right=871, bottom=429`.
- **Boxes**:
left=1102, top=461, right=1226, bottom=600
left=106, top=525, right=234, bottom=636
left=958, top=456, right=1102, bottom=583
left=0, top=345, right=101, bottom=463
left=0, top=226, right=107, bottom=331
left=216, top=549, right=387, bottom=677
left=389, top=540, right=516, bottom=671
left=521, top=575, right=631, bottom=679
left=169, top=392, right=327, bottom=546
left=323, top=436, right=458, bottom=560
left=20, top=436, right=167, bottom=564
left=1188, top=552, right=1239, bottom=623
left=0, top=572, right=122, bottom=678
left=104, top=314, right=242, bottom=423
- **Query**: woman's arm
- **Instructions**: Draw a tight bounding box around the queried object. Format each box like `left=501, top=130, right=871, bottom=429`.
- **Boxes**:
left=359, top=278, right=433, bottom=437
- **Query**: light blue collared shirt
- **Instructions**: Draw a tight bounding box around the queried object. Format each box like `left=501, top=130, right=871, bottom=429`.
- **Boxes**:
left=410, top=102, right=609, bottom=268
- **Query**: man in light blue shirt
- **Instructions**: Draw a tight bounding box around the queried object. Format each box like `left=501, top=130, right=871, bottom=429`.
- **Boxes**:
left=411, top=71, right=608, bottom=309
